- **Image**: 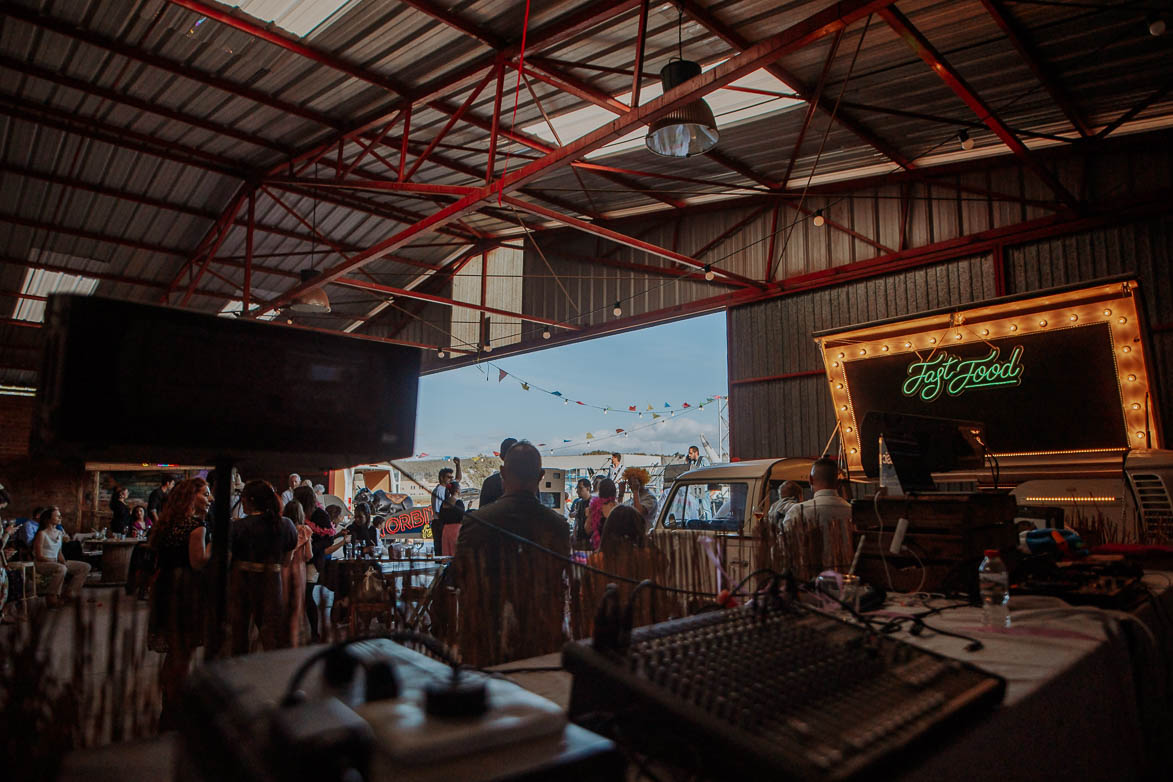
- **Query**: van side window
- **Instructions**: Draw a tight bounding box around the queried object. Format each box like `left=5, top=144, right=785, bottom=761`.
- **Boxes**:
left=662, top=482, right=749, bottom=532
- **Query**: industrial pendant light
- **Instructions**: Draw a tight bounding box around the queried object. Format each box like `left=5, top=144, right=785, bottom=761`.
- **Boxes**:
left=290, top=268, right=331, bottom=313
left=292, top=167, right=330, bottom=314
left=645, top=9, right=719, bottom=158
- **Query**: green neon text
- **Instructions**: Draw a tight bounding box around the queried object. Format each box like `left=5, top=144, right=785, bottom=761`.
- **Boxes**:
left=902, top=346, right=1025, bottom=402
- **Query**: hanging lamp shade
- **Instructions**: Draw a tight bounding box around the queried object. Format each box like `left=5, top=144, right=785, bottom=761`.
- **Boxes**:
left=645, top=59, right=719, bottom=158
left=290, top=268, right=330, bottom=313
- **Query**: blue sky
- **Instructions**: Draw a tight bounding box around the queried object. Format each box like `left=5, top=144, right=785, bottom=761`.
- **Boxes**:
left=413, top=312, right=729, bottom=457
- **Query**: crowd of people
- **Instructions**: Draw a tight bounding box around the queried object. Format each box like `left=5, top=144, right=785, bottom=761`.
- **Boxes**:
left=1, top=485, right=93, bottom=612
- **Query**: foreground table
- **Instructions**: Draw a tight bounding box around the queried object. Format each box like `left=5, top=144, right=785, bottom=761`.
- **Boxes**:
left=498, top=572, right=1173, bottom=781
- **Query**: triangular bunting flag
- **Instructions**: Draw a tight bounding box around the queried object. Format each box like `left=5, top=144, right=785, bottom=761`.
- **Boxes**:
left=586, top=433, right=594, bottom=439
left=615, top=429, right=624, bottom=434
left=664, top=402, right=671, bottom=408
left=563, top=439, right=572, bottom=443
left=492, top=451, right=500, bottom=457
left=576, top=400, right=585, bottom=405
left=628, top=405, right=637, bottom=411
left=521, top=383, right=529, bottom=391
left=647, top=404, right=654, bottom=411
left=652, top=413, right=661, bottom=419
left=682, top=402, right=691, bottom=408
left=552, top=391, right=562, bottom=396
left=498, top=369, right=507, bottom=382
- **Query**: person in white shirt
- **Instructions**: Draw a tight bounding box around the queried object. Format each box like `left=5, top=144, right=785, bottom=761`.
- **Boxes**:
left=33, top=506, right=91, bottom=604
left=605, top=453, right=624, bottom=482
left=781, top=458, right=854, bottom=575
left=280, top=473, right=300, bottom=507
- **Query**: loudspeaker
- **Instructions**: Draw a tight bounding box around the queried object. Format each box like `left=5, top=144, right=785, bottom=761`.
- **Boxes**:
left=32, top=295, right=419, bottom=471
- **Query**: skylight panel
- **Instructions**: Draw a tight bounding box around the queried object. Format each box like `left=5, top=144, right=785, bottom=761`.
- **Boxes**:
left=14, top=268, right=99, bottom=323
left=219, top=298, right=278, bottom=321
left=522, top=65, right=802, bottom=161
left=231, top=0, right=358, bottom=38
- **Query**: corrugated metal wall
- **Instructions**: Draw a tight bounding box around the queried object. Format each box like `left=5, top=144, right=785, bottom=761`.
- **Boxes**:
left=1004, top=214, right=1173, bottom=438
left=728, top=255, right=997, bottom=458
left=727, top=214, right=1173, bottom=459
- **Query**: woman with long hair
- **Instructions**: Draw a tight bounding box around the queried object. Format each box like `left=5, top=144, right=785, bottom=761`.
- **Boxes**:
left=147, top=477, right=213, bottom=726
left=587, top=479, right=618, bottom=551
left=33, top=506, right=91, bottom=607
left=229, top=480, right=297, bottom=655
left=283, top=488, right=315, bottom=647
left=305, top=504, right=347, bottom=642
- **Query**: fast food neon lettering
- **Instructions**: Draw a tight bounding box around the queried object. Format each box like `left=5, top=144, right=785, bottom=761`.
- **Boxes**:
left=901, top=346, right=1024, bottom=402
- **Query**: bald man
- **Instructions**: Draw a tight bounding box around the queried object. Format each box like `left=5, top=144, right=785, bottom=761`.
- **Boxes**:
left=456, top=441, right=569, bottom=562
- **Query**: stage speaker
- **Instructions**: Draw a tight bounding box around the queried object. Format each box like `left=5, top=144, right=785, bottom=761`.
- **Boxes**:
left=32, top=295, right=419, bottom=471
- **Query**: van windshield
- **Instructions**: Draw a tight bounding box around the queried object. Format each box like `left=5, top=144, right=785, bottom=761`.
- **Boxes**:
left=661, top=482, right=749, bottom=532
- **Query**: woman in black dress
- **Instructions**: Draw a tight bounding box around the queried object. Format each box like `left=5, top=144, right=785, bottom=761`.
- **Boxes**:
left=147, top=477, right=213, bottom=726
left=229, top=480, right=297, bottom=655
left=109, top=486, right=131, bottom=535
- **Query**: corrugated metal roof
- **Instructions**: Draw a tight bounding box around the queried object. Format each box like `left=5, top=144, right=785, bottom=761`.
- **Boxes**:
left=1, top=0, right=1171, bottom=380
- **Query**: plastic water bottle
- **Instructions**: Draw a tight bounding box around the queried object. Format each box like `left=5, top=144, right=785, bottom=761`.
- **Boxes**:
left=978, top=549, right=1010, bottom=629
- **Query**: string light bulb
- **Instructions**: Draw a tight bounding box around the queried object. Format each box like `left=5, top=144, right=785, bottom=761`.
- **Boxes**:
left=1118, top=316, right=1127, bottom=324
left=703, top=264, right=715, bottom=281
left=882, top=345, right=889, bottom=352
left=1010, top=324, right=1018, bottom=332
left=981, top=328, right=990, bottom=336
left=483, top=343, right=492, bottom=353
left=958, top=129, right=975, bottom=150
left=541, top=328, right=551, bottom=340
left=1069, top=314, right=1078, bottom=321
left=1122, top=346, right=1131, bottom=353
left=1038, top=319, right=1048, bottom=327
left=1150, top=16, right=1167, bottom=36
left=1128, top=374, right=1137, bottom=381
left=955, top=333, right=963, bottom=340
left=1133, top=403, right=1142, bottom=410
left=812, top=209, right=826, bottom=227
left=437, top=348, right=446, bottom=359
left=613, top=301, right=623, bottom=316
left=1104, top=309, right=1112, bottom=316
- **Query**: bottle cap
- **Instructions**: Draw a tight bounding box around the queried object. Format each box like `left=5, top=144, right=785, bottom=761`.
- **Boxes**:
left=984, top=549, right=1000, bottom=557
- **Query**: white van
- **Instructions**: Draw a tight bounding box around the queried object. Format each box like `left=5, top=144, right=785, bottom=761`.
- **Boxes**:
left=649, top=458, right=814, bottom=594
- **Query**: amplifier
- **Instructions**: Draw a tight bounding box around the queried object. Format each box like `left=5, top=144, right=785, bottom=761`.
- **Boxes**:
left=563, top=600, right=1004, bottom=781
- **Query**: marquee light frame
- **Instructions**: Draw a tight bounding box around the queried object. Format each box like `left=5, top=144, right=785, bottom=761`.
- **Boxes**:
left=816, top=278, right=1161, bottom=477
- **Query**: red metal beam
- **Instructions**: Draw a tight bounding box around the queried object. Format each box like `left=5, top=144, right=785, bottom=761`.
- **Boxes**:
left=260, top=0, right=888, bottom=314
left=166, top=0, right=410, bottom=97
left=404, top=72, right=493, bottom=181
left=878, top=6, right=1079, bottom=209
left=334, top=276, right=581, bottom=331
left=678, top=0, right=913, bottom=170
left=244, top=191, right=254, bottom=313
left=179, top=189, right=250, bottom=306
left=435, top=189, right=1173, bottom=372
left=978, top=0, right=1090, bottom=138
left=523, top=61, right=629, bottom=113
left=265, top=178, right=479, bottom=197
left=486, top=60, right=505, bottom=184
left=503, top=196, right=763, bottom=289
left=0, top=54, right=288, bottom=154
left=632, top=0, right=650, bottom=107
left=341, top=113, right=401, bottom=179
left=2, top=2, right=344, bottom=131
left=0, top=212, right=185, bottom=257
left=782, top=30, right=843, bottom=188
left=382, top=247, right=482, bottom=339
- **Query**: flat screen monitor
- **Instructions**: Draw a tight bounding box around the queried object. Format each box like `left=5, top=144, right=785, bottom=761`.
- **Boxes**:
left=32, top=295, right=419, bottom=471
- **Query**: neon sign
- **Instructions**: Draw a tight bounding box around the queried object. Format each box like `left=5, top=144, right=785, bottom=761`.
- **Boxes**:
left=902, top=346, right=1025, bottom=402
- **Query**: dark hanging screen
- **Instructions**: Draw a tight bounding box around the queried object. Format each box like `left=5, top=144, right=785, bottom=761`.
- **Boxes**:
left=843, top=322, right=1126, bottom=467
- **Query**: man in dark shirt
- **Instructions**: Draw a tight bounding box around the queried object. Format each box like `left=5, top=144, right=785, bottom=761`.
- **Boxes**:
left=147, top=476, right=176, bottom=525
left=455, top=441, right=570, bottom=664
left=477, top=437, right=517, bottom=507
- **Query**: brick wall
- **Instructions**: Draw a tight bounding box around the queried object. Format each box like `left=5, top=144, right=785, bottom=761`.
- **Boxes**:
left=0, top=394, right=34, bottom=460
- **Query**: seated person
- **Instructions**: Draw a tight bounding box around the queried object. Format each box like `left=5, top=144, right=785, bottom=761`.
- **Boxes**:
left=33, top=507, right=91, bottom=605
left=578, top=506, right=671, bottom=635
left=453, top=441, right=570, bottom=665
